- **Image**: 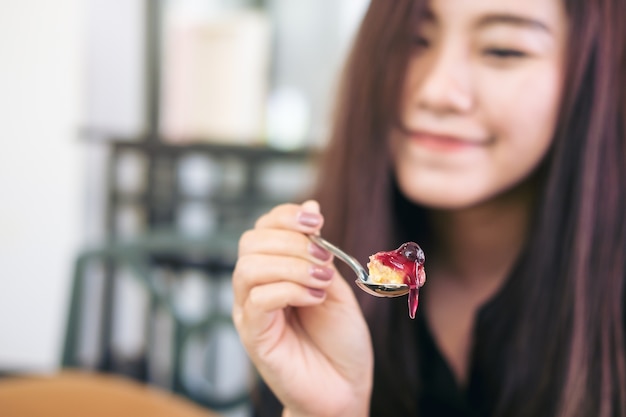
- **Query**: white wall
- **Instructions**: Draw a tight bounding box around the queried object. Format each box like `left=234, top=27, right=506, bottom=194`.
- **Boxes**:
left=0, top=0, right=84, bottom=371
left=84, top=0, right=145, bottom=136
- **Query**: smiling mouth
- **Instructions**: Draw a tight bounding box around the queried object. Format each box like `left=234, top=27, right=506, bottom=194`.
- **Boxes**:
left=409, top=131, right=487, bottom=152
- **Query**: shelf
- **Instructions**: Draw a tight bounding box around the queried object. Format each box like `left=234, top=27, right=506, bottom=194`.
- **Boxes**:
left=82, top=132, right=321, bottom=158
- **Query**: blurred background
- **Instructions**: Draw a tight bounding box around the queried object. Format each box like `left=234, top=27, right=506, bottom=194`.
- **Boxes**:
left=0, top=0, right=368, bottom=415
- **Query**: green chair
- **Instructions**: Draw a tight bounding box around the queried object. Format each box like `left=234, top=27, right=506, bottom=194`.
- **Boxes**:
left=61, top=229, right=252, bottom=413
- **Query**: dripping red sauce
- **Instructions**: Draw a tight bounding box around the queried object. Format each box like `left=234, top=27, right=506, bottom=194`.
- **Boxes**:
left=374, top=242, right=426, bottom=319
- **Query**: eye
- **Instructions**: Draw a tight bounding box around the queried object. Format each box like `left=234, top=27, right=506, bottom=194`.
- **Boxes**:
left=484, top=48, right=527, bottom=59
left=413, top=36, right=430, bottom=49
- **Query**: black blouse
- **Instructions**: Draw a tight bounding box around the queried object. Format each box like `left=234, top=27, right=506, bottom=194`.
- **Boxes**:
left=415, top=309, right=482, bottom=417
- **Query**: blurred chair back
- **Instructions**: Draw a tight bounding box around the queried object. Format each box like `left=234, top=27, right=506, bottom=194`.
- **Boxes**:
left=61, top=230, right=252, bottom=414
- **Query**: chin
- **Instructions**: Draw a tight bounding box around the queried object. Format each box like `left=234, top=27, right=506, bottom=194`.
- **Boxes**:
left=396, top=175, right=492, bottom=210
left=405, top=191, right=486, bottom=210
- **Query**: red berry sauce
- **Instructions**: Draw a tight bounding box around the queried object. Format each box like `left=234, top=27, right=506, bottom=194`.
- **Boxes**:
left=374, top=242, right=426, bottom=319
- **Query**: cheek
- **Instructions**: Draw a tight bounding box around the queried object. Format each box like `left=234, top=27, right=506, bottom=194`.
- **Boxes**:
left=481, top=64, right=562, bottom=164
left=483, top=65, right=561, bottom=176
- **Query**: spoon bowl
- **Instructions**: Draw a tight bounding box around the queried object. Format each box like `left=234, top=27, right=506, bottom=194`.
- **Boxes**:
left=308, top=235, right=410, bottom=298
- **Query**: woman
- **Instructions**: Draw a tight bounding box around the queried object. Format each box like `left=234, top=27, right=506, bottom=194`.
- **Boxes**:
left=233, top=0, right=626, bottom=416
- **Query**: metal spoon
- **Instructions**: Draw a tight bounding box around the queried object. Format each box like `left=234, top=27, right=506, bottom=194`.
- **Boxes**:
left=308, top=234, right=410, bottom=298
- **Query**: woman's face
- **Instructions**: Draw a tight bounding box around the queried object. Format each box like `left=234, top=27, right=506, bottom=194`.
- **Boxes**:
left=391, top=0, right=568, bottom=209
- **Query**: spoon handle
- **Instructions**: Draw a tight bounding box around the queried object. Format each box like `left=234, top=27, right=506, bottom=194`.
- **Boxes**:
left=308, top=235, right=369, bottom=282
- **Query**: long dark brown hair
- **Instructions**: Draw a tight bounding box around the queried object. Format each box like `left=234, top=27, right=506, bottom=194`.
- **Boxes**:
left=314, top=1, right=626, bottom=416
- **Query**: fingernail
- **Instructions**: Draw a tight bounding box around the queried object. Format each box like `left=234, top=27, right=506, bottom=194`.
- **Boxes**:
left=309, top=265, right=334, bottom=281
left=308, top=243, right=332, bottom=261
left=308, top=288, right=326, bottom=298
left=297, top=211, right=322, bottom=227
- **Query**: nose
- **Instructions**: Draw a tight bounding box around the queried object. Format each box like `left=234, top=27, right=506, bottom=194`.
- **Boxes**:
left=407, top=43, right=474, bottom=116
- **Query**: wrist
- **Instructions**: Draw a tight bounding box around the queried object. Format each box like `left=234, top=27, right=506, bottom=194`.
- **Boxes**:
left=282, top=399, right=370, bottom=417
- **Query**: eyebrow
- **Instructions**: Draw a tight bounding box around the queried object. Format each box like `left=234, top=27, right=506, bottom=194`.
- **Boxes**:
left=475, top=13, right=552, bottom=35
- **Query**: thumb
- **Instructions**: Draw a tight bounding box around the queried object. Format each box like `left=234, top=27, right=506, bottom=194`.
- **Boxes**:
left=300, top=200, right=323, bottom=234
left=301, top=199, right=320, bottom=214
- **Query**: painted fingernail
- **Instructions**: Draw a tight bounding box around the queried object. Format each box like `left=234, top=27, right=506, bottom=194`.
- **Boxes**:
left=308, top=288, right=326, bottom=298
left=308, top=243, right=332, bottom=261
left=309, top=265, right=334, bottom=281
left=297, top=211, right=322, bottom=227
